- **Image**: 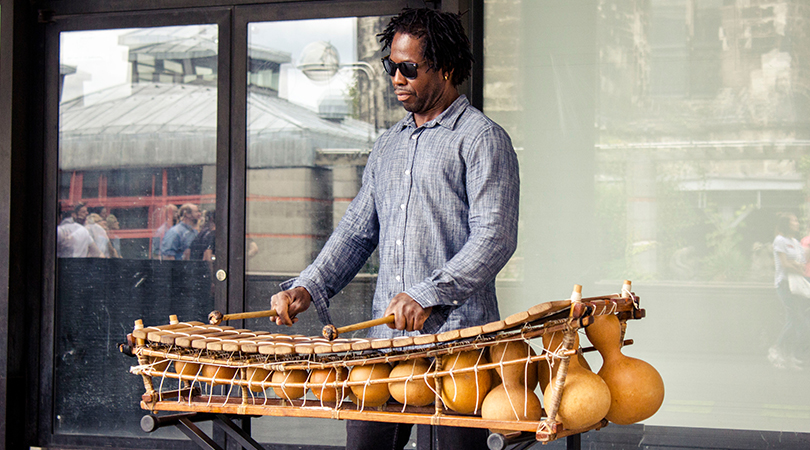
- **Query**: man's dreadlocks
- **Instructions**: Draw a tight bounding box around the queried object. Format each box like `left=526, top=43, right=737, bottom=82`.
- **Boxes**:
left=378, top=8, right=474, bottom=87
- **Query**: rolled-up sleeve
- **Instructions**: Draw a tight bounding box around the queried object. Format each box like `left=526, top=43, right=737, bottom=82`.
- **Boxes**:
left=280, top=150, right=380, bottom=325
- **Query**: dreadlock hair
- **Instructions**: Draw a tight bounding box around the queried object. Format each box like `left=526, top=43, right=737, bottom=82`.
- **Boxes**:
left=378, top=8, right=474, bottom=87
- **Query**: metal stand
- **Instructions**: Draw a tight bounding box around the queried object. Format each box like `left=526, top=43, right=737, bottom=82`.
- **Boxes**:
left=141, top=412, right=264, bottom=450
left=486, top=431, right=582, bottom=450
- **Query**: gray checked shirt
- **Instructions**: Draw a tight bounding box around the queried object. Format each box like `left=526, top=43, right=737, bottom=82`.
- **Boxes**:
left=281, top=95, right=519, bottom=339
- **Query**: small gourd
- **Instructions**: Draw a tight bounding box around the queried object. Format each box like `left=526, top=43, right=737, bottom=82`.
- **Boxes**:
left=201, top=364, right=237, bottom=386
left=309, top=367, right=348, bottom=403
left=271, top=369, right=308, bottom=400
left=349, top=364, right=392, bottom=407
left=245, top=367, right=272, bottom=392
left=174, top=361, right=201, bottom=378
left=481, top=383, right=543, bottom=433
left=489, top=340, right=538, bottom=389
left=441, top=350, right=492, bottom=414
left=388, top=358, right=434, bottom=407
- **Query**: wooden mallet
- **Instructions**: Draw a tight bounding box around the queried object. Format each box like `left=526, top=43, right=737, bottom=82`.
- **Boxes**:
left=322, top=315, right=396, bottom=340
left=208, top=309, right=278, bottom=325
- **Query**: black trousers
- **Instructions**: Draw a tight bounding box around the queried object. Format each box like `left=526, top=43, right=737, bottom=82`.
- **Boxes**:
left=346, top=420, right=489, bottom=450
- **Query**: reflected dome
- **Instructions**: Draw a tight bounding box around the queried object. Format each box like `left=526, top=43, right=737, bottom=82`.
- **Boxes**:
left=298, top=41, right=340, bottom=82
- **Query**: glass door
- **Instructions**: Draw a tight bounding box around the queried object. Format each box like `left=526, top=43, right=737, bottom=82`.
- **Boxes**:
left=43, top=2, right=413, bottom=447
left=49, top=11, right=230, bottom=441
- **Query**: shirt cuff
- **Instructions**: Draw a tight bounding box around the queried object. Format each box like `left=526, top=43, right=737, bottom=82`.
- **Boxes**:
left=405, top=281, right=466, bottom=309
left=279, top=277, right=333, bottom=326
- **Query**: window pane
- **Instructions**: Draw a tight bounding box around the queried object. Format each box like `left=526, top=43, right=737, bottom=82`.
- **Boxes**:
left=244, top=16, right=407, bottom=446
left=56, top=25, right=217, bottom=437
left=485, top=0, right=809, bottom=433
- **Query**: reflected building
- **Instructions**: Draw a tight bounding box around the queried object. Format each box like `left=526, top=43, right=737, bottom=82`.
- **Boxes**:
left=486, top=0, right=810, bottom=282
left=594, top=0, right=810, bottom=281
left=59, top=25, right=378, bottom=270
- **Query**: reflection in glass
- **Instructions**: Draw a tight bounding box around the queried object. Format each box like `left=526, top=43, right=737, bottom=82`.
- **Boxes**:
left=244, top=16, right=411, bottom=446
left=56, top=25, right=217, bottom=436
left=484, top=0, right=810, bottom=434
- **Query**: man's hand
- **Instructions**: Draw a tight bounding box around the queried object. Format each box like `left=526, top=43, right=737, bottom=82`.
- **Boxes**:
left=384, top=293, right=432, bottom=332
left=270, top=287, right=312, bottom=326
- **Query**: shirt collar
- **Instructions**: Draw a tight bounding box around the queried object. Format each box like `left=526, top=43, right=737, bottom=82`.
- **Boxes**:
left=398, top=95, right=469, bottom=131
left=178, top=221, right=194, bottom=232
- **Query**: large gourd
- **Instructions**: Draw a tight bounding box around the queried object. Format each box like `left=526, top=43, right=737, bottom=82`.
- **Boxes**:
left=349, top=364, right=391, bottom=407
left=542, top=331, right=611, bottom=430
left=388, top=358, right=434, bottom=407
left=441, top=350, right=492, bottom=414
left=585, top=313, right=664, bottom=425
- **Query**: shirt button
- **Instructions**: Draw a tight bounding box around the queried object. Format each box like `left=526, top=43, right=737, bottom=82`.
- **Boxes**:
left=396, top=276, right=401, bottom=282
left=404, top=170, right=411, bottom=175
left=411, top=134, right=418, bottom=140
left=453, top=300, right=458, bottom=305
left=396, top=239, right=402, bottom=246
left=400, top=204, right=406, bottom=210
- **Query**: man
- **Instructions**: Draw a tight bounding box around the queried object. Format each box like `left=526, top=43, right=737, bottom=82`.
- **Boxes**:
left=57, top=203, right=102, bottom=258
left=270, top=8, right=519, bottom=450
left=85, top=213, right=115, bottom=258
left=189, top=210, right=216, bottom=262
left=160, top=203, right=201, bottom=260
left=152, top=204, right=178, bottom=258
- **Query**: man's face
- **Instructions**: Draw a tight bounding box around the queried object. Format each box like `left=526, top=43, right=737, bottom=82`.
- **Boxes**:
left=75, top=206, right=88, bottom=224
left=388, top=33, right=447, bottom=116
left=188, top=206, right=202, bottom=225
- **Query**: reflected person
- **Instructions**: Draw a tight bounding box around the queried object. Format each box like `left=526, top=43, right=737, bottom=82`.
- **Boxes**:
left=769, top=212, right=810, bottom=370
left=105, top=214, right=122, bottom=258
left=160, top=203, right=201, bottom=261
left=85, top=213, right=115, bottom=258
left=152, top=204, right=178, bottom=259
left=57, top=203, right=102, bottom=258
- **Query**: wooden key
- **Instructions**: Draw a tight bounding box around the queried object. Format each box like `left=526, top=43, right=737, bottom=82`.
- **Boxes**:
left=156, top=326, right=236, bottom=346
left=134, top=321, right=205, bottom=340
left=238, top=335, right=282, bottom=353
left=219, top=332, right=272, bottom=352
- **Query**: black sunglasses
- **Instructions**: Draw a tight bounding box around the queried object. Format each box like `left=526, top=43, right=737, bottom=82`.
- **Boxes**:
left=381, top=56, right=419, bottom=79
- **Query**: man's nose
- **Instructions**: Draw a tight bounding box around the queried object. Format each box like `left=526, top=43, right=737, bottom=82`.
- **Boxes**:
left=391, top=69, right=407, bottom=85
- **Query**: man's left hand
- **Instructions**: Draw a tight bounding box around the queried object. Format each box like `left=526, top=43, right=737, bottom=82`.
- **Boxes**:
left=384, top=293, right=432, bottom=332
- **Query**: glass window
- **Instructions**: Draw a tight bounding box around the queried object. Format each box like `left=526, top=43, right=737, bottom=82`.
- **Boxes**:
left=56, top=25, right=218, bottom=437
left=485, top=0, right=810, bottom=434
left=243, top=16, right=410, bottom=446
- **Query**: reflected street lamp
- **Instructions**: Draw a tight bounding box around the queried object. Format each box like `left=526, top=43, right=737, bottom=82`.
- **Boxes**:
left=297, top=41, right=378, bottom=129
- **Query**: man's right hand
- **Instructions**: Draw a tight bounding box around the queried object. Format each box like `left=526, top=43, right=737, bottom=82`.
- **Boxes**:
left=270, top=287, right=312, bottom=326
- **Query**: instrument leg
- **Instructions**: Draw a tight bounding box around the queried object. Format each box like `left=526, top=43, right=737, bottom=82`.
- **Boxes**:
left=141, top=413, right=224, bottom=450
left=176, top=417, right=224, bottom=450
left=566, top=433, right=581, bottom=450
left=141, top=413, right=262, bottom=450
left=212, top=415, right=264, bottom=450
